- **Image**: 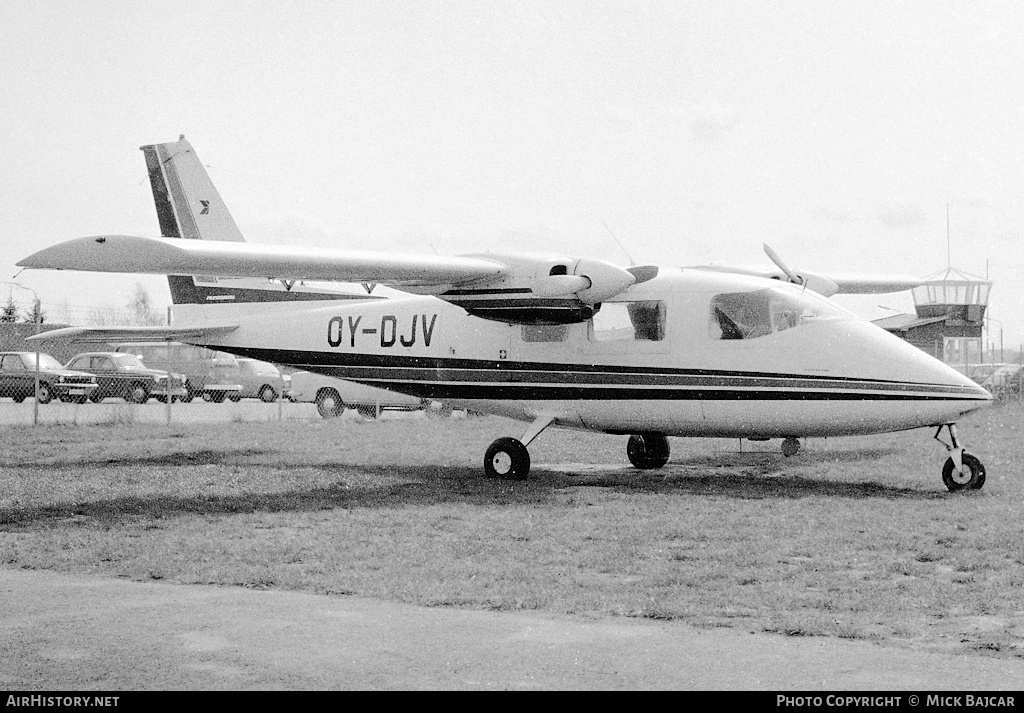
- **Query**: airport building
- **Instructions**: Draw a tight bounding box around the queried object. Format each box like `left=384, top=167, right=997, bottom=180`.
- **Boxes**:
left=872, top=267, right=991, bottom=368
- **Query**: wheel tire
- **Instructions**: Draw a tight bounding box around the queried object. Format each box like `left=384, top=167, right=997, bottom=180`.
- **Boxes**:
left=179, top=389, right=194, bottom=403
left=355, top=404, right=378, bottom=419
left=208, top=391, right=226, bottom=403
left=942, top=453, right=986, bottom=492
left=484, top=437, right=531, bottom=480
left=36, top=381, right=54, bottom=404
left=125, top=382, right=149, bottom=404
left=316, top=389, right=344, bottom=418
left=627, top=433, right=671, bottom=469
left=228, top=393, right=242, bottom=402
left=258, top=385, right=277, bottom=403
left=89, top=392, right=105, bottom=403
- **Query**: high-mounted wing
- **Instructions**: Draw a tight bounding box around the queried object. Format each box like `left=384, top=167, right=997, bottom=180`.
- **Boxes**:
left=18, top=234, right=505, bottom=287
left=19, top=235, right=642, bottom=325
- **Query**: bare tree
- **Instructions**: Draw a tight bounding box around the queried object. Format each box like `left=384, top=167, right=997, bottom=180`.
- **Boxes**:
left=86, top=284, right=164, bottom=326
left=126, top=283, right=163, bottom=326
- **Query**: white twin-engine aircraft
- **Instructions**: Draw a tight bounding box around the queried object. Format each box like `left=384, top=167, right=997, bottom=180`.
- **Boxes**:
left=19, top=137, right=992, bottom=491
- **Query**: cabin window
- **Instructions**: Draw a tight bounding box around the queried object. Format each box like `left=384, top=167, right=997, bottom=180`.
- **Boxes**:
left=710, top=288, right=844, bottom=340
left=521, top=324, right=568, bottom=342
left=592, top=300, right=665, bottom=342
left=2, top=354, right=27, bottom=370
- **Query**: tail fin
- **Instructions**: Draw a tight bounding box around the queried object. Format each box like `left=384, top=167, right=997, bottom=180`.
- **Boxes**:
left=141, top=135, right=246, bottom=243
left=143, top=136, right=370, bottom=306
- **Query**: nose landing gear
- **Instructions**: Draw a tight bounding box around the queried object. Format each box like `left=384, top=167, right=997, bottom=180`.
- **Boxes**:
left=934, top=424, right=986, bottom=492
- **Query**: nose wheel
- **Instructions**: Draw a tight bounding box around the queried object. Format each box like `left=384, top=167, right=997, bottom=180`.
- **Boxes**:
left=935, top=424, right=986, bottom=492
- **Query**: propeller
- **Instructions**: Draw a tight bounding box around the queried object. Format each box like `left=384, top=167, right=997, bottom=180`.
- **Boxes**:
left=763, top=243, right=802, bottom=285
left=762, top=244, right=840, bottom=297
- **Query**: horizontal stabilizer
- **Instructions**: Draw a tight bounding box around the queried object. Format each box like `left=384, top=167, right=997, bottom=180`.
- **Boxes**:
left=18, top=235, right=506, bottom=288
left=27, top=324, right=239, bottom=343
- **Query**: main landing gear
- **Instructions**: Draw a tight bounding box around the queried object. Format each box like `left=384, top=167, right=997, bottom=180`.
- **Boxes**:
left=484, top=415, right=555, bottom=480
left=626, top=433, right=670, bottom=469
left=934, top=423, right=986, bottom=492
left=483, top=417, right=674, bottom=480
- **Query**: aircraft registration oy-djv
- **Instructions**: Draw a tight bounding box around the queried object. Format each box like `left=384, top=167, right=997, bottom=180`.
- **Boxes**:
left=19, top=137, right=993, bottom=491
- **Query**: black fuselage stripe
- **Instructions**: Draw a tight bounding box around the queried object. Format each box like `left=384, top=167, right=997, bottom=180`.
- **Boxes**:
left=209, top=346, right=986, bottom=402
left=340, top=383, right=978, bottom=401
left=220, top=346, right=965, bottom=386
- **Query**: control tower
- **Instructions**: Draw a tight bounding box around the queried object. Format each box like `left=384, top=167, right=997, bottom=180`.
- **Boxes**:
left=873, top=267, right=991, bottom=364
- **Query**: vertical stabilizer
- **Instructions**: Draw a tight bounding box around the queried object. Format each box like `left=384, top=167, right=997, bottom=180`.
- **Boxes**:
left=141, top=135, right=246, bottom=243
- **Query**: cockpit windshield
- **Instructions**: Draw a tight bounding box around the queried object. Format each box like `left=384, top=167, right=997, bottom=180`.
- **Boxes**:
left=710, top=287, right=851, bottom=340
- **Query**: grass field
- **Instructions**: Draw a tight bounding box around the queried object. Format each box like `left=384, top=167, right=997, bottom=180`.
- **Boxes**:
left=2, top=402, right=1022, bottom=661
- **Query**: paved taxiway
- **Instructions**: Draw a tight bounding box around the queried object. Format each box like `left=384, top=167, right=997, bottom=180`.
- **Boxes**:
left=2, top=568, right=1022, bottom=690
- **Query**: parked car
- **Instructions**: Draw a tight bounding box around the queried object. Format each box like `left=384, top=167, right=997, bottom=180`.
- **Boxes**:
left=0, top=351, right=97, bottom=404
left=230, top=358, right=291, bottom=402
left=65, top=352, right=187, bottom=403
left=113, top=342, right=241, bottom=402
left=975, top=364, right=1023, bottom=398
left=286, top=370, right=423, bottom=418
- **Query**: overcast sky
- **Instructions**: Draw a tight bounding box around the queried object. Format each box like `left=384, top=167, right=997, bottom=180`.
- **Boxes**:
left=2, top=1, right=1022, bottom=351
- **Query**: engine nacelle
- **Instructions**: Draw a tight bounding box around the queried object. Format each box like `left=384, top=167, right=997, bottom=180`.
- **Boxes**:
left=438, top=253, right=637, bottom=324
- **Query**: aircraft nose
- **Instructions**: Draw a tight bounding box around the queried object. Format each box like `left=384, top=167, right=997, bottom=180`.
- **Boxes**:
left=906, top=339, right=994, bottom=408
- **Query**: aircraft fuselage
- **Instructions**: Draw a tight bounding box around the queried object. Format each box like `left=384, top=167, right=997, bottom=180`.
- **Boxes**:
left=180, top=268, right=991, bottom=440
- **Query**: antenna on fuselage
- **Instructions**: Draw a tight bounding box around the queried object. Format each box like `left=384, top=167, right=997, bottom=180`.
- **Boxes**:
left=600, top=220, right=635, bottom=266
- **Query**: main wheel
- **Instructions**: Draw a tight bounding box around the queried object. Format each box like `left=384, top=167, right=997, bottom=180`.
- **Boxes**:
left=258, top=385, right=277, bottom=403
left=316, top=388, right=344, bottom=418
left=627, top=433, right=670, bottom=469
left=484, top=437, right=530, bottom=480
left=942, top=453, right=986, bottom=492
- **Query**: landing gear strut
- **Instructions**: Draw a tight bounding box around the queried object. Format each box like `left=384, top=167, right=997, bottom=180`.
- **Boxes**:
left=934, top=424, right=986, bottom=492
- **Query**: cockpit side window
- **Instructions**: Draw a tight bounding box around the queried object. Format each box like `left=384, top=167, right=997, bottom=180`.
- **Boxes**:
left=592, top=300, right=666, bottom=342
left=710, top=288, right=842, bottom=340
